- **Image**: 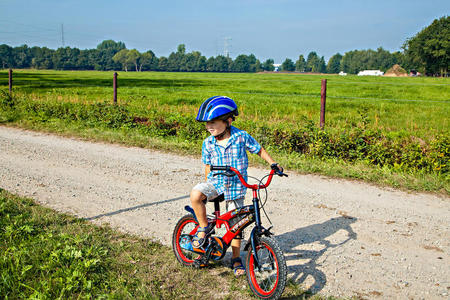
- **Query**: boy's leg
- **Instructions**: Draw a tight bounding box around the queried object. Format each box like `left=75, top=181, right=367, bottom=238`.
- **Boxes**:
left=227, top=199, right=246, bottom=276
left=190, top=189, right=208, bottom=228
left=190, top=183, right=219, bottom=247
left=231, top=239, right=245, bottom=274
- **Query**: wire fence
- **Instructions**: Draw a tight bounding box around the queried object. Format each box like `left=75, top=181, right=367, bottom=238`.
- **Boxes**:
left=3, top=69, right=449, bottom=105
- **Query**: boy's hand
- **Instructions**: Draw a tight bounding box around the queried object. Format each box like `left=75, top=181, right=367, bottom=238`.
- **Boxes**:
left=271, top=163, right=284, bottom=173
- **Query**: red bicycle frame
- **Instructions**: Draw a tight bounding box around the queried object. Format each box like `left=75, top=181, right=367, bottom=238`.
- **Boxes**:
left=192, top=166, right=277, bottom=246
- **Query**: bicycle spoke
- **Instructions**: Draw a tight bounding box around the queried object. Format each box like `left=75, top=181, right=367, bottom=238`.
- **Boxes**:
left=253, top=245, right=277, bottom=292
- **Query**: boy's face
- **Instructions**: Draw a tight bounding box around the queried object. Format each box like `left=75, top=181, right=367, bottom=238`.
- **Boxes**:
left=205, top=119, right=228, bottom=137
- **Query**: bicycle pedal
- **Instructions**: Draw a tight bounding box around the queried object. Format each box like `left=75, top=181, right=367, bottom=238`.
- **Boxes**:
left=193, top=258, right=208, bottom=268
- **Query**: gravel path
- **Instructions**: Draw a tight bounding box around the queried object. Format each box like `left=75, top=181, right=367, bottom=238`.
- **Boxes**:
left=0, top=126, right=449, bottom=299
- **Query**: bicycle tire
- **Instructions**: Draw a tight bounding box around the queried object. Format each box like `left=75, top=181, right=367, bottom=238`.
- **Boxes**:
left=245, top=236, right=287, bottom=299
left=172, top=214, right=201, bottom=266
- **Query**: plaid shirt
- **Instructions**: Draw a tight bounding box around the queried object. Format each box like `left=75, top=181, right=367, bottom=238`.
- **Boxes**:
left=201, top=126, right=261, bottom=201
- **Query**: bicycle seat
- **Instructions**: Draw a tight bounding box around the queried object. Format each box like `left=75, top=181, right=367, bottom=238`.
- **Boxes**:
left=206, top=194, right=225, bottom=203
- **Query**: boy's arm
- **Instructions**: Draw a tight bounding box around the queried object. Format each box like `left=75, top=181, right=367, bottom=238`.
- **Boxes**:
left=205, top=164, right=210, bottom=181
left=258, top=148, right=284, bottom=172
left=257, top=147, right=276, bottom=165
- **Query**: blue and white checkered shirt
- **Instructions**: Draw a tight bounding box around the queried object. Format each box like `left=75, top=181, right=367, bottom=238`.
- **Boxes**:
left=201, top=126, right=262, bottom=201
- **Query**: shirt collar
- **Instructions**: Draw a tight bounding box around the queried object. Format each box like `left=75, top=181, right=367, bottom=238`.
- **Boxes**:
left=208, top=126, right=238, bottom=147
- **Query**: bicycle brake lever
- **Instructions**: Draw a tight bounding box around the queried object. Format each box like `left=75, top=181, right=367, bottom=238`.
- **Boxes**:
left=274, top=171, right=288, bottom=177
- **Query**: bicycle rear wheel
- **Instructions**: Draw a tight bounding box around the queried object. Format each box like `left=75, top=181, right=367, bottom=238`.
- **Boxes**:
left=172, top=214, right=200, bottom=266
left=245, top=236, right=287, bottom=299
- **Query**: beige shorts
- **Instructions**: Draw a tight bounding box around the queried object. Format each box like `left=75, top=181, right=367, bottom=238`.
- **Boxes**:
left=193, top=182, right=244, bottom=212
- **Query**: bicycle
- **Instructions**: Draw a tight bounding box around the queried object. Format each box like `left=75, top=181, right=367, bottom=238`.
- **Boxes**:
left=172, top=165, right=288, bottom=300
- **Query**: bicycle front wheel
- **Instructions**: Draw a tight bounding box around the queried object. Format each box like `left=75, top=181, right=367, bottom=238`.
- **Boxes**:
left=172, top=214, right=200, bottom=266
left=245, top=236, right=287, bottom=299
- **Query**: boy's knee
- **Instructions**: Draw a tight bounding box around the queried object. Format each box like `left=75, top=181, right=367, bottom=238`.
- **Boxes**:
left=190, top=189, right=206, bottom=203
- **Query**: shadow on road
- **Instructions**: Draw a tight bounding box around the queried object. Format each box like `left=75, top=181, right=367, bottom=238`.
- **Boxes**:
left=278, top=216, right=357, bottom=297
left=84, top=195, right=189, bottom=221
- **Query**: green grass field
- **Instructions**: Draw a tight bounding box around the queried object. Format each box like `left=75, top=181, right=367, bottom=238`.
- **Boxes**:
left=0, top=70, right=448, bottom=193
left=1, top=70, right=448, bottom=139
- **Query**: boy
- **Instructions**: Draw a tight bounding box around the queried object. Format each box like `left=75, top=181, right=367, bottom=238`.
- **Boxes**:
left=190, top=96, right=283, bottom=277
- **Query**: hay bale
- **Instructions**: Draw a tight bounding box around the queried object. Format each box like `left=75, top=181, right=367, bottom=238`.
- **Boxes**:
left=384, top=64, right=408, bottom=77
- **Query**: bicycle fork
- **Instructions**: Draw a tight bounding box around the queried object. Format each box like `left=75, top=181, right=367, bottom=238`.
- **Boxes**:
left=245, top=196, right=271, bottom=270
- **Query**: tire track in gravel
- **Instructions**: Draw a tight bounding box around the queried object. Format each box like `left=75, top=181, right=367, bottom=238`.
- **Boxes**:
left=0, top=126, right=449, bottom=299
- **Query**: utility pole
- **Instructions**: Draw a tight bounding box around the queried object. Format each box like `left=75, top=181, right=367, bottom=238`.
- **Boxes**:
left=61, top=23, right=65, bottom=47
left=224, top=37, right=231, bottom=58
left=320, top=79, right=327, bottom=129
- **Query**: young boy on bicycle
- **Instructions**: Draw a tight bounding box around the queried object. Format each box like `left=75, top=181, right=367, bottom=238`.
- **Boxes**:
left=190, top=96, right=283, bottom=276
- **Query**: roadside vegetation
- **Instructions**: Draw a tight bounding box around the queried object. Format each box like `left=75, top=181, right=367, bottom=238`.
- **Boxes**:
left=1, top=189, right=322, bottom=299
left=0, top=70, right=448, bottom=193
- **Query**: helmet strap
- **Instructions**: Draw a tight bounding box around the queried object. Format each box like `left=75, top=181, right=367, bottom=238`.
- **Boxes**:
left=214, top=122, right=231, bottom=140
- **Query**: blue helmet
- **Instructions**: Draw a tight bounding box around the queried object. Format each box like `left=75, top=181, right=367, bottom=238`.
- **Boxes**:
left=196, top=96, right=238, bottom=122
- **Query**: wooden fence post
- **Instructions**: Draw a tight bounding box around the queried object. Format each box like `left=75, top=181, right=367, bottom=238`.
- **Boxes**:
left=320, top=79, right=327, bottom=129
left=113, top=72, right=118, bottom=104
left=8, top=69, right=13, bottom=95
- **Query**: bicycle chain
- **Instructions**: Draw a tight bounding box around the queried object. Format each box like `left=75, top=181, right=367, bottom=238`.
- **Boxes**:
left=193, top=236, right=217, bottom=268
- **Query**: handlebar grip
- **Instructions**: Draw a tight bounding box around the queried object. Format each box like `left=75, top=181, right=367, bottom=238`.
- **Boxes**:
left=213, top=171, right=235, bottom=177
left=210, top=165, right=229, bottom=171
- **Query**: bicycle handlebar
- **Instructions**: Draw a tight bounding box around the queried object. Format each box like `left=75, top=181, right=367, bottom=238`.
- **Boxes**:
left=210, top=165, right=287, bottom=190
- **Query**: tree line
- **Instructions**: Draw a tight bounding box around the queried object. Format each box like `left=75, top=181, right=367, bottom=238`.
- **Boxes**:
left=0, top=16, right=447, bottom=75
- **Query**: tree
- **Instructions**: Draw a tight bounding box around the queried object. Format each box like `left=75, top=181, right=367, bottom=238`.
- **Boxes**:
left=52, top=47, right=81, bottom=70
left=13, top=45, right=32, bottom=68
left=247, top=54, right=261, bottom=72
left=340, top=48, right=399, bottom=74
left=0, top=44, right=14, bottom=69
left=177, top=44, right=186, bottom=55
left=77, top=49, right=95, bottom=70
left=95, top=40, right=126, bottom=70
left=392, top=51, right=410, bottom=70
left=262, top=59, right=275, bottom=71
left=318, top=56, right=326, bottom=73
left=127, top=49, right=140, bottom=71
left=158, top=56, right=169, bottom=71
left=281, top=58, right=295, bottom=71
left=306, top=52, right=321, bottom=72
left=113, top=49, right=130, bottom=71
left=326, top=53, right=342, bottom=73
left=341, top=50, right=358, bottom=74
left=31, top=46, right=54, bottom=69
left=372, top=47, right=395, bottom=71
left=196, top=55, right=207, bottom=72
left=231, top=55, right=250, bottom=72
left=206, top=56, right=216, bottom=72
left=207, top=55, right=231, bottom=72
left=403, top=16, right=449, bottom=75
left=295, top=55, right=306, bottom=72
left=139, top=50, right=158, bottom=71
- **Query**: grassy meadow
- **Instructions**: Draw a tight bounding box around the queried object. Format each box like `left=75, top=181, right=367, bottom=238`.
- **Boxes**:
left=2, top=70, right=448, bottom=137
left=0, top=69, right=449, bottom=193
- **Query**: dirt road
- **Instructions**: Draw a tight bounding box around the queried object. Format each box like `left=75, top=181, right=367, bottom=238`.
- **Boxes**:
left=0, top=126, right=448, bottom=299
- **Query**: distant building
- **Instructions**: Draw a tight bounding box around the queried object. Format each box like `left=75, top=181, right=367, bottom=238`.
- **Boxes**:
left=357, top=70, right=384, bottom=76
left=273, top=64, right=281, bottom=72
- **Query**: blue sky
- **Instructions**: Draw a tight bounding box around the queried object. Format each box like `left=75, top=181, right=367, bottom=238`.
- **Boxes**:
left=0, top=0, right=448, bottom=62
